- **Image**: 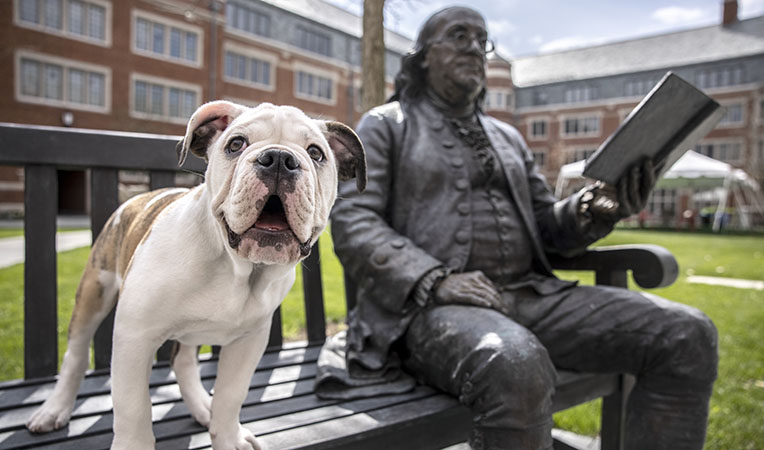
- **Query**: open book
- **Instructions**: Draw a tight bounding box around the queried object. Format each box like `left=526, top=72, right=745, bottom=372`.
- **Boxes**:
left=582, top=72, right=725, bottom=185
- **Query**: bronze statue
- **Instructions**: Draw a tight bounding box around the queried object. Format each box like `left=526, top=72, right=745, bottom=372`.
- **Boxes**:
left=317, top=7, right=717, bottom=450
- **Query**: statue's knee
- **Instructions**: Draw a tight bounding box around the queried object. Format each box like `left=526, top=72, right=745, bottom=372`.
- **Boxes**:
left=463, top=337, right=555, bottom=418
left=660, top=309, right=718, bottom=382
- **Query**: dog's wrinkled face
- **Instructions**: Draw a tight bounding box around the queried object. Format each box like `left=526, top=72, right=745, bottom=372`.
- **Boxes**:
left=177, top=101, right=365, bottom=265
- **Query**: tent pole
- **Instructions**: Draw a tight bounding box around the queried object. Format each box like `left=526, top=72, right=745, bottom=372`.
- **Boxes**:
left=712, top=173, right=732, bottom=232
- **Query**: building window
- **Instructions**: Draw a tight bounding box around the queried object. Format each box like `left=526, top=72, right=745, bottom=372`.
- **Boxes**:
left=647, top=188, right=676, bottom=219
left=16, top=52, right=108, bottom=111
left=296, top=71, right=334, bottom=102
left=696, top=66, right=744, bottom=89
left=485, top=89, right=512, bottom=111
left=295, top=26, right=332, bottom=57
left=132, top=75, right=199, bottom=123
left=532, top=150, right=547, bottom=169
left=564, top=147, right=597, bottom=164
left=718, top=102, right=744, bottom=127
left=695, top=141, right=743, bottom=164
left=226, top=1, right=270, bottom=37
left=562, top=115, right=600, bottom=137
left=15, top=0, right=110, bottom=45
left=133, top=12, right=201, bottom=66
left=529, top=119, right=548, bottom=140
left=224, top=50, right=272, bottom=89
left=624, top=76, right=660, bottom=97
left=564, top=85, right=597, bottom=103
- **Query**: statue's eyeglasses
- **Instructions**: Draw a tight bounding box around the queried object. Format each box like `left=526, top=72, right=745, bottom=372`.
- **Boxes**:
left=431, top=31, right=495, bottom=54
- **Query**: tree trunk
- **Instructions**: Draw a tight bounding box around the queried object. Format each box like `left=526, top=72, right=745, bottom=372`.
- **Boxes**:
left=361, top=0, right=386, bottom=112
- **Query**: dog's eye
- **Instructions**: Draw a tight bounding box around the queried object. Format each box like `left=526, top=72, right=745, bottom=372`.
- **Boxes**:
left=227, top=136, right=247, bottom=154
left=307, top=145, right=324, bottom=162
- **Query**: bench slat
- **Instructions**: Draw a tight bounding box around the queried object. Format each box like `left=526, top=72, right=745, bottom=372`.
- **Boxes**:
left=0, top=364, right=319, bottom=432
left=158, top=386, right=442, bottom=450
left=22, top=165, right=59, bottom=380
left=90, top=167, right=120, bottom=371
left=0, top=346, right=321, bottom=410
left=257, top=392, right=469, bottom=450
left=301, top=245, right=326, bottom=345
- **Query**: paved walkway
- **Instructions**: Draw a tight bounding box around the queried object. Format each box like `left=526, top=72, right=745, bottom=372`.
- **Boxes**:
left=0, top=230, right=92, bottom=269
left=687, top=275, right=764, bottom=290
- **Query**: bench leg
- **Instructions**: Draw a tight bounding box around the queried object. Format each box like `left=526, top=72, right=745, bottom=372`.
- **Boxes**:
left=600, top=374, right=634, bottom=450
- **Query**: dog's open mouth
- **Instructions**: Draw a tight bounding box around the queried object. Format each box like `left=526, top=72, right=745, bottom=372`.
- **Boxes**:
left=225, top=195, right=293, bottom=249
left=254, top=196, right=290, bottom=232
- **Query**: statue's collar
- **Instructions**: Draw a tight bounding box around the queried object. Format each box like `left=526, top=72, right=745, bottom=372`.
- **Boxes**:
left=422, top=89, right=476, bottom=119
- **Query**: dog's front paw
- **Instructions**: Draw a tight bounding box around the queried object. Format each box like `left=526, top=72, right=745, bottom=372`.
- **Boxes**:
left=210, top=424, right=261, bottom=450
left=26, top=400, right=72, bottom=433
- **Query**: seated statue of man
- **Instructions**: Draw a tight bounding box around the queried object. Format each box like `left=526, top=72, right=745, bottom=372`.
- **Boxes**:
left=317, top=6, right=718, bottom=450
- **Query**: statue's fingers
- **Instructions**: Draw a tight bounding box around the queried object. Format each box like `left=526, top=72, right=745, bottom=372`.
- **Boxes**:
left=618, top=177, right=632, bottom=217
left=640, top=159, right=655, bottom=204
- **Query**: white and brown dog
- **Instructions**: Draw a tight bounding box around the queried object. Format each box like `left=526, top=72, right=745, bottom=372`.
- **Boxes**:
left=25, top=101, right=366, bottom=449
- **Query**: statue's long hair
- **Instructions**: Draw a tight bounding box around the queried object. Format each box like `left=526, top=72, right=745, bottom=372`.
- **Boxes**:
left=388, top=6, right=486, bottom=109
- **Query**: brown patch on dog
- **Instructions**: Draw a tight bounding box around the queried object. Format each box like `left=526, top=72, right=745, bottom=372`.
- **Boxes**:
left=65, top=188, right=190, bottom=350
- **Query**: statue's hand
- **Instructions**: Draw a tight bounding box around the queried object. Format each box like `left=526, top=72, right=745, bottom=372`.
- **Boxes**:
left=584, top=158, right=655, bottom=222
left=434, top=271, right=510, bottom=315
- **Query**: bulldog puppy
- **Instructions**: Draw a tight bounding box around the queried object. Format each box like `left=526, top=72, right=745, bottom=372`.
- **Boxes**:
left=25, top=101, right=366, bottom=449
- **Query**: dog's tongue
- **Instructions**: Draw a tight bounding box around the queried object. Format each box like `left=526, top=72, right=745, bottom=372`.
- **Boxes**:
left=254, top=210, right=289, bottom=232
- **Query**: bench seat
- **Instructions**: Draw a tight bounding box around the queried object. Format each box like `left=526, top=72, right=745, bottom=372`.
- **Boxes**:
left=0, top=343, right=621, bottom=450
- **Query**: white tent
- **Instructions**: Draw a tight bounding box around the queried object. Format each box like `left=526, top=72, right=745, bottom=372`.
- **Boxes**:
left=555, top=150, right=764, bottom=231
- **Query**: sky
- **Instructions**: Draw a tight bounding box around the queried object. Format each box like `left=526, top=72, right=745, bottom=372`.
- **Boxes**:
left=324, top=0, right=764, bottom=58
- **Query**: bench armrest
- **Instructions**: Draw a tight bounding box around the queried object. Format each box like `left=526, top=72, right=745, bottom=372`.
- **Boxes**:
left=547, top=244, right=678, bottom=289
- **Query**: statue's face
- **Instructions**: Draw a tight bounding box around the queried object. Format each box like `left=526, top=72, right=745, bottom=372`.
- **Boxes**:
left=422, top=9, right=488, bottom=106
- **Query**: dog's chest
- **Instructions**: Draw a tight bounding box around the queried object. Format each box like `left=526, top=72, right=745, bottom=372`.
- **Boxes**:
left=169, top=267, right=294, bottom=346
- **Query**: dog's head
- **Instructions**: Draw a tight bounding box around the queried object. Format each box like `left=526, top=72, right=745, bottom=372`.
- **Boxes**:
left=176, top=101, right=366, bottom=265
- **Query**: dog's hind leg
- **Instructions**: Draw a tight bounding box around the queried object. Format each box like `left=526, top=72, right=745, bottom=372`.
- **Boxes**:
left=26, top=262, right=120, bottom=433
left=173, top=343, right=213, bottom=427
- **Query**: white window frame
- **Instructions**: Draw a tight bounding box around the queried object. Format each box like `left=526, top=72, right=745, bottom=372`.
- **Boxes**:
left=295, top=25, right=332, bottom=57
left=531, top=147, right=548, bottom=169
left=222, top=42, right=277, bottom=92
left=527, top=116, right=549, bottom=141
left=293, top=62, right=337, bottom=106
left=695, top=65, right=744, bottom=90
left=716, top=99, right=746, bottom=128
left=563, top=85, right=597, bottom=104
left=563, top=146, right=598, bottom=165
left=560, top=113, right=601, bottom=138
left=225, top=1, right=271, bottom=38
left=15, top=50, right=111, bottom=113
left=695, top=138, right=745, bottom=164
left=129, top=73, right=201, bottom=124
left=14, top=0, right=112, bottom=47
left=131, top=9, right=203, bottom=68
left=485, top=88, right=513, bottom=112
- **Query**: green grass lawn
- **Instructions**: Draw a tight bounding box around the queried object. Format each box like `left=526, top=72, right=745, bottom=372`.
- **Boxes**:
left=0, top=229, right=25, bottom=239
left=0, top=229, right=762, bottom=448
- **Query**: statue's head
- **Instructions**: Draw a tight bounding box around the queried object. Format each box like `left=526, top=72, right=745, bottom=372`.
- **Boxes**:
left=391, top=6, right=493, bottom=109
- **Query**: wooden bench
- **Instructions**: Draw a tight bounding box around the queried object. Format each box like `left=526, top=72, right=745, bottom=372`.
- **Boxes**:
left=0, top=123, right=679, bottom=450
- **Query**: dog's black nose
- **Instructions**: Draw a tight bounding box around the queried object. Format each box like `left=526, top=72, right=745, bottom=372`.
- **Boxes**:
left=256, top=149, right=300, bottom=172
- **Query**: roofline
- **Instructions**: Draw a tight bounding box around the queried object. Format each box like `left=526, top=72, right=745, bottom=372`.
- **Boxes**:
left=511, top=13, right=764, bottom=62
left=260, top=0, right=413, bottom=53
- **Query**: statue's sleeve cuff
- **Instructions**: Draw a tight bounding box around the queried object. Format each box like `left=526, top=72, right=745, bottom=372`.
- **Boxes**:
left=410, top=267, right=452, bottom=308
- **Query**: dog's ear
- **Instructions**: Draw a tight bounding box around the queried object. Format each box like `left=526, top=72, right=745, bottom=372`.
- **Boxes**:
left=176, top=100, right=247, bottom=166
left=323, top=121, right=367, bottom=192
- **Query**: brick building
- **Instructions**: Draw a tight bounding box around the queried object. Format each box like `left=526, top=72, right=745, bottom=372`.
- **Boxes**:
left=504, top=1, right=764, bottom=226
left=1, top=0, right=763, bottom=226
left=0, top=0, right=411, bottom=216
